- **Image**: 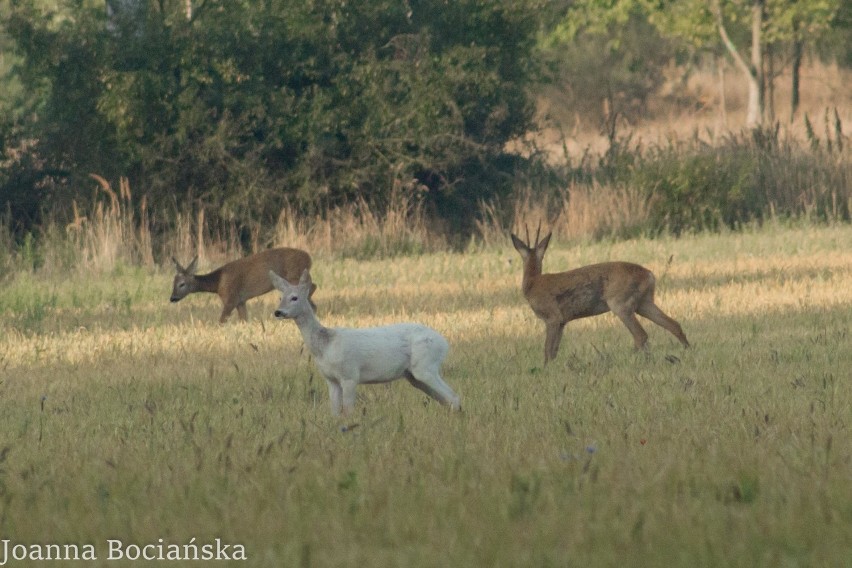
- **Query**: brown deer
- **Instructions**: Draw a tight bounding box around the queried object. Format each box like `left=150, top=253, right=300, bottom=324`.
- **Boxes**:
left=170, top=248, right=316, bottom=323
left=511, top=227, right=689, bottom=364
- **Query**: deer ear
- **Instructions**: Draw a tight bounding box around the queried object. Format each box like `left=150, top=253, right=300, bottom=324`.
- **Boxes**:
left=269, top=270, right=287, bottom=291
left=171, top=257, right=184, bottom=273
left=510, top=234, right=529, bottom=257
left=186, top=255, right=198, bottom=274
left=535, top=232, right=552, bottom=259
left=298, top=269, right=312, bottom=287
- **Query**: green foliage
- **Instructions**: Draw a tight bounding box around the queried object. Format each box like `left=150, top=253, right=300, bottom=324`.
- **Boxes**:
left=633, top=139, right=765, bottom=233
left=595, top=125, right=852, bottom=235
left=0, top=274, right=58, bottom=330
left=543, top=11, right=675, bottom=128
left=544, top=0, right=845, bottom=129
left=817, top=0, right=852, bottom=65
left=1, top=0, right=543, bottom=235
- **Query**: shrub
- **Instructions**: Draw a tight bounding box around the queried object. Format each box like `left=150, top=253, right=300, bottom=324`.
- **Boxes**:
left=619, top=126, right=850, bottom=234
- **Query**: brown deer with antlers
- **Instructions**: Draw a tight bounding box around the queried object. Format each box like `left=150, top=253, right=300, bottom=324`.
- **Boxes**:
left=511, top=227, right=689, bottom=364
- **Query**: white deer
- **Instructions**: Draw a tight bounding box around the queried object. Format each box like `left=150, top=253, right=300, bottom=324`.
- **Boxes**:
left=269, top=269, right=461, bottom=416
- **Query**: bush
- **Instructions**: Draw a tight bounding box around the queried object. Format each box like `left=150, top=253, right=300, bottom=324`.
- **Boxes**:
left=618, top=126, right=851, bottom=234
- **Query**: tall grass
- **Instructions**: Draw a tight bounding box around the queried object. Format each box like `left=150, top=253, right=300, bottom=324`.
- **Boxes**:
left=476, top=182, right=651, bottom=246
left=273, top=190, right=444, bottom=260
left=1, top=181, right=447, bottom=276
left=67, top=175, right=155, bottom=271
left=483, top=114, right=850, bottom=246
left=1, top=118, right=849, bottom=277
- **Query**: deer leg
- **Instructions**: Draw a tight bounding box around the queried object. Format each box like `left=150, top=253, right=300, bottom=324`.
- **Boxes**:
left=406, top=371, right=461, bottom=410
left=326, top=380, right=343, bottom=416
left=340, top=380, right=358, bottom=415
left=612, top=309, right=649, bottom=350
left=637, top=302, right=690, bottom=348
left=236, top=302, right=248, bottom=321
left=544, top=321, right=566, bottom=364
left=219, top=302, right=236, bottom=324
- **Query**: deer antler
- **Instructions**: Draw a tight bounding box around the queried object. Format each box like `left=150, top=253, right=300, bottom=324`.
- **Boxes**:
left=534, top=221, right=542, bottom=248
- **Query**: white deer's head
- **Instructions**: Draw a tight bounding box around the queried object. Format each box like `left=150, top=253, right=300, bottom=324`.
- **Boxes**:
left=270, top=269, right=313, bottom=319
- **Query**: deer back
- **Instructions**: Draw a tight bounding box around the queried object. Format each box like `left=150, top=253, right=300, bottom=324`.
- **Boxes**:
left=529, top=262, right=652, bottom=320
left=216, top=248, right=312, bottom=302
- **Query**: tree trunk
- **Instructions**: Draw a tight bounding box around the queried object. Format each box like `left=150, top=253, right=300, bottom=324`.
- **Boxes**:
left=790, top=18, right=803, bottom=121
left=717, top=55, right=728, bottom=131
left=748, top=0, right=765, bottom=126
left=766, top=43, right=775, bottom=122
left=714, top=0, right=765, bottom=127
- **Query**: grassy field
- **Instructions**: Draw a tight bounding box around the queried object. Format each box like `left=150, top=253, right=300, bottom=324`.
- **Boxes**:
left=1, top=222, right=851, bottom=567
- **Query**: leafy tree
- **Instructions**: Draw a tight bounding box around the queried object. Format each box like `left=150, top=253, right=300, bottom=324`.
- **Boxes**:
left=1, top=0, right=544, bottom=235
left=547, top=0, right=842, bottom=128
left=543, top=5, right=675, bottom=130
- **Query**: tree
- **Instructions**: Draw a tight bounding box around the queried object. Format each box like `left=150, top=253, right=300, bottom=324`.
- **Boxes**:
left=548, top=0, right=842, bottom=128
left=713, top=0, right=765, bottom=126
left=1, top=0, right=545, bottom=234
left=543, top=3, right=675, bottom=129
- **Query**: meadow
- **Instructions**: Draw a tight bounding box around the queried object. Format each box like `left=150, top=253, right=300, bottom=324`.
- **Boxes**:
left=1, top=222, right=851, bottom=567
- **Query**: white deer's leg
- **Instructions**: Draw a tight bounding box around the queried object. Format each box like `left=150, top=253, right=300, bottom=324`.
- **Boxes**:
left=326, top=380, right=343, bottom=416
left=405, top=374, right=440, bottom=400
left=405, top=331, right=461, bottom=410
left=408, top=338, right=460, bottom=410
left=407, top=371, right=461, bottom=410
left=340, top=380, right=358, bottom=415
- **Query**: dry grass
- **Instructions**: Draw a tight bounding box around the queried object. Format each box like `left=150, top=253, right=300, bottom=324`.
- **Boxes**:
left=1, top=223, right=850, bottom=567
left=476, top=182, right=652, bottom=246
left=273, top=192, right=444, bottom=260
left=23, top=183, right=445, bottom=277
left=60, top=175, right=155, bottom=273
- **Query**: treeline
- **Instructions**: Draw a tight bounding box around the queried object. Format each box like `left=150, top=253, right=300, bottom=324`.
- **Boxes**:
left=1, top=0, right=850, bottom=247
left=1, top=0, right=543, bottom=235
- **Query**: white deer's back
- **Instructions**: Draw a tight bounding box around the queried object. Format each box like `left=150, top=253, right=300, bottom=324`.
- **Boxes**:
left=316, top=323, right=448, bottom=384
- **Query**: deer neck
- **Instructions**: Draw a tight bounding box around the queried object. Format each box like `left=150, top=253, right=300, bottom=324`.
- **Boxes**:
left=292, top=308, right=331, bottom=357
left=521, top=261, right=542, bottom=295
left=193, top=269, right=222, bottom=294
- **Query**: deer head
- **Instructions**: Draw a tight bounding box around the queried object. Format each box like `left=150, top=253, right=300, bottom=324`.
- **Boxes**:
left=510, top=223, right=552, bottom=291
left=170, top=255, right=199, bottom=302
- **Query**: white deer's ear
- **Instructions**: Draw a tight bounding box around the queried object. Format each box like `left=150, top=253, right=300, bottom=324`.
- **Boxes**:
left=269, top=270, right=287, bottom=291
left=298, top=269, right=312, bottom=287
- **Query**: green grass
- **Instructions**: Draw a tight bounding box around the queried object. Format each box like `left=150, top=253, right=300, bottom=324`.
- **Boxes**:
left=1, top=223, right=851, bottom=567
